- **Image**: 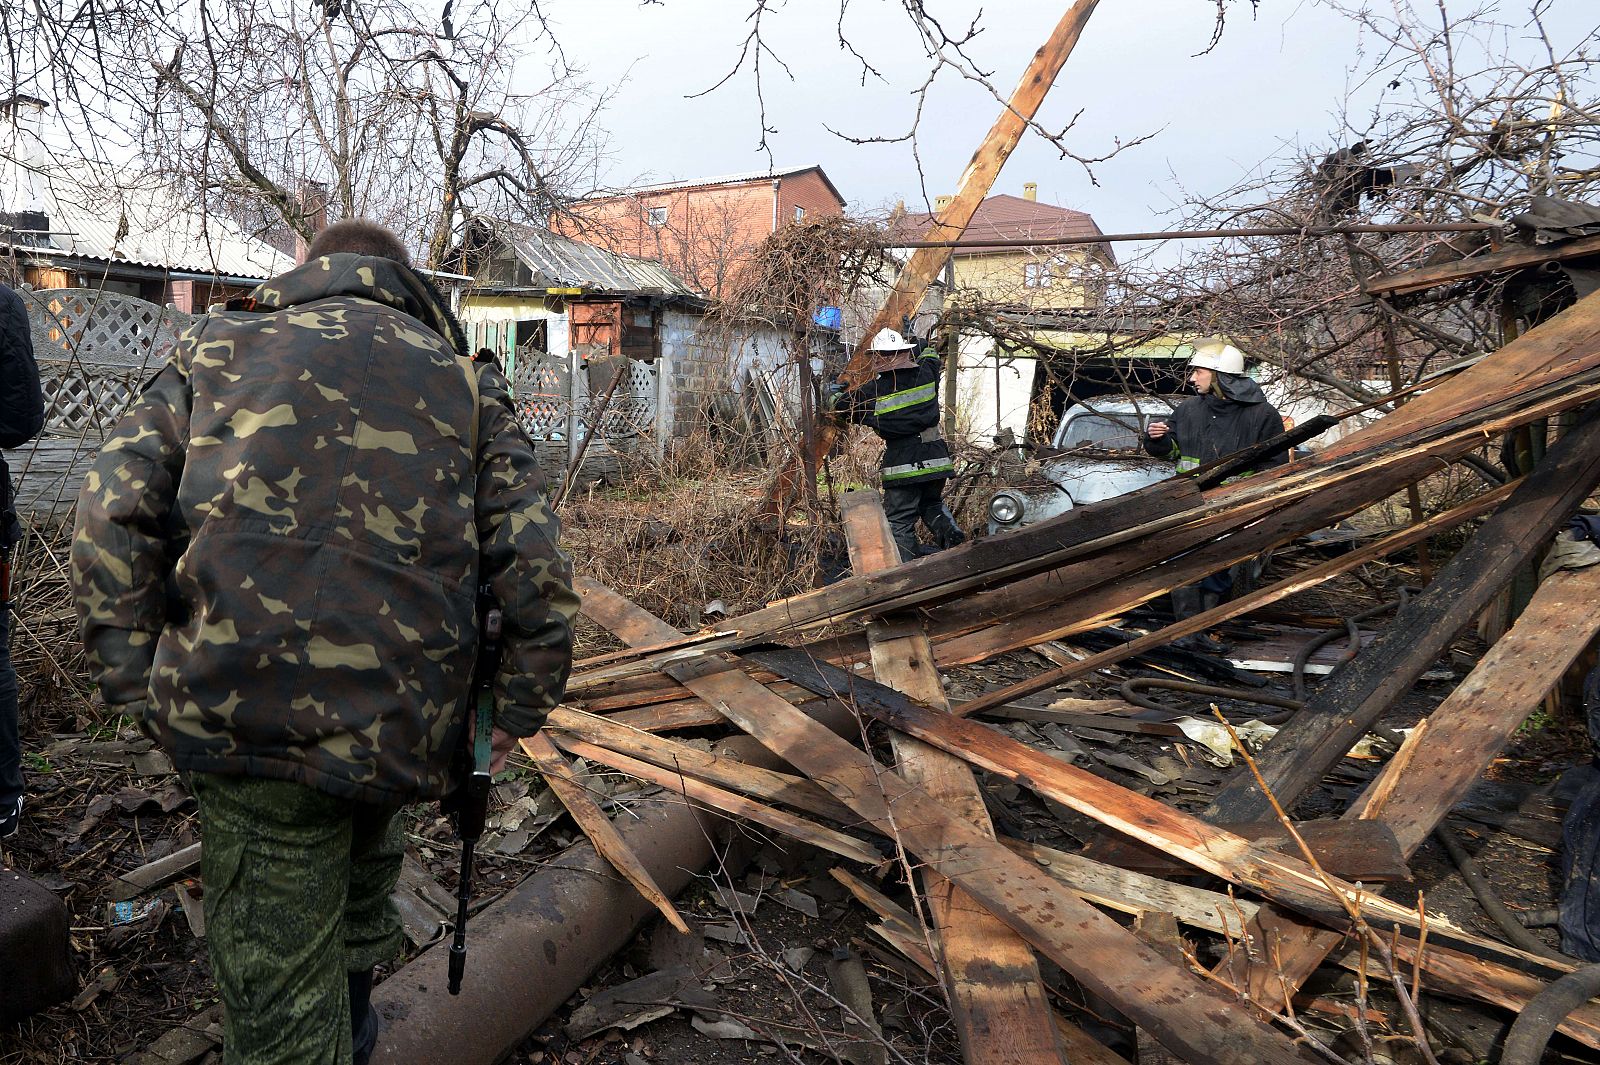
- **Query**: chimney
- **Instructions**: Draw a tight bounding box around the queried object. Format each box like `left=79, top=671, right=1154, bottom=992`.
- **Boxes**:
left=934, top=194, right=954, bottom=213
left=1023, top=183, right=1037, bottom=202
left=0, top=95, right=53, bottom=218
left=293, top=180, right=329, bottom=265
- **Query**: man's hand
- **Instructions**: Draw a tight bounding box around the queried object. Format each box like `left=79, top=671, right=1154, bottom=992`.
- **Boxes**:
left=489, top=726, right=519, bottom=776
left=1146, top=420, right=1170, bottom=440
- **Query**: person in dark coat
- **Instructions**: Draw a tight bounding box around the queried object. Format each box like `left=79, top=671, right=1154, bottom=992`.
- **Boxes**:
left=830, top=328, right=966, bottom=562
left=1143, top=338, right=1287, bottom=649
left=0, top=283, right=46, bottom=838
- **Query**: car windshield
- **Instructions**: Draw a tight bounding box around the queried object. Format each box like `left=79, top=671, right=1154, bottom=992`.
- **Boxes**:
left=1058, top=412, right=1145, bottom=450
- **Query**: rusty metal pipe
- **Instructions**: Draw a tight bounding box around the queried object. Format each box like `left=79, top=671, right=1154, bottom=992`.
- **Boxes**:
left=371, top=697, right=856, bottom=1064
left=371, top=793, right=721, bottom=1064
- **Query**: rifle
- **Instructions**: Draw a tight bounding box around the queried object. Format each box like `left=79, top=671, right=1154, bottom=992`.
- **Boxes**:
left=443, top=584, right=503, bottom=996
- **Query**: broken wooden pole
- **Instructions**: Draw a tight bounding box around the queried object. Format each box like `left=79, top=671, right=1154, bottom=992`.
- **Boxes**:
left=519, top=731, right=690, bottom=934
left=842, top=491, right=1066, bottom=1065
left=769, top=0, right=1104, bottom=511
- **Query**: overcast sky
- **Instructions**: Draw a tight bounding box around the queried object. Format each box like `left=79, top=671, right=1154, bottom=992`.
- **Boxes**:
left=542, top=0, right=1597, bottom=241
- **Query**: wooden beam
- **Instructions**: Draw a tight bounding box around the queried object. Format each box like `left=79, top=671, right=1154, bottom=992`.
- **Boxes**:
left=842, top=492, right=1065, bottom=1065
left=770, top=0, right=1106, bottom=510
left=1204, top=407, right=1600, bottom=825
left=1004, top=837, right=1600, bottom=1050
left=843, top=0, right=1103, bottom=384
left=520, top=732, right=690, bottom=935
left=576, top=577, right=1320, bottom=1065
left=749, top=648, right=1563, bottom=977
left=1364, top=232, right=1600, bottom=298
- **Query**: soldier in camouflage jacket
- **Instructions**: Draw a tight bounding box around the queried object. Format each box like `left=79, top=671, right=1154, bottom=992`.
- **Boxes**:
left=71, top=224, right=579, bottom=1065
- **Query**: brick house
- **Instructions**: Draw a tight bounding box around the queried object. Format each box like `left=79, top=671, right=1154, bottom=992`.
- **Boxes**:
left=556, top=165, right=847, bottom=300
left=891, top=184, right=1114, bottom=311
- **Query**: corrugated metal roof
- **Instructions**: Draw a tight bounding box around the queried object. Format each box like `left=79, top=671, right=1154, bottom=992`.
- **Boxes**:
left=4, top=169, right=292, bottom=281
left=498, top=221, right=699, bottom=297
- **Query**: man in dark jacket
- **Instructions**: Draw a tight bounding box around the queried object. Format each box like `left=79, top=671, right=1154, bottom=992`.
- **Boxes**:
left=0, top=283, right=45, bottom=839
left=71, top=221, right=580, bottom=1065
left=831, top=328, right=965, bottom=561
left=1143, top=338, right=1287, bottom=646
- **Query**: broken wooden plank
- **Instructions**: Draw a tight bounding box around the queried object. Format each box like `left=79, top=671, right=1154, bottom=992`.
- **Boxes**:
left=843, top=492, right=1065, bottom=1065
left=831, top=868, right=1133, bottom=1065
left=577, top=577, right=1321, bottom=1065
left=546, top=707, right=859, bottom=825
left=956, top=480, right=1517, bottom=715
left=547, top=733, right=887, bottom=869
left=521, top=732, right=690, bottom=935
left=1089, top=819, right=1409, bottom=882
left=1205, top=407, right=1600, bottom=826
left=1003, top=836, right=1600, bottom=1049
left=1364, top=232, right=1600, bottom=298
left=1223, top=560, right=1600, bottom=1006
left=751, top=647, right=1561, bottom=978
left=106, top=842, right=202, bottom=902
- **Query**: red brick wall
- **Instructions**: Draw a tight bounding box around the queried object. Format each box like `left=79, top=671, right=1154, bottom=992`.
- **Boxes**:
left=776, top=170, right=844, bottom=227
left=559, top=170, right=845, bottom=300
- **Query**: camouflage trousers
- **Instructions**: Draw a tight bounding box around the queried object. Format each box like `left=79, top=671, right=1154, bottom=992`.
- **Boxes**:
left=191, top=773, right=405, bottom=1065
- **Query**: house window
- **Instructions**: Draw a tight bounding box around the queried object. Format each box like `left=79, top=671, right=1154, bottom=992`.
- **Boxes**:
left=647, top=206, right=668, bottom=227
left=1023, top=261, right=1053, bottom=288
left=793, top=205, right=806, bottom=223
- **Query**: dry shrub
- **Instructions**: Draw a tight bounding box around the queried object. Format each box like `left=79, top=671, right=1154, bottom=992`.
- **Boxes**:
left=563, top=427, right=838, bottom=647
left=10, top=515, right=96, bottom=734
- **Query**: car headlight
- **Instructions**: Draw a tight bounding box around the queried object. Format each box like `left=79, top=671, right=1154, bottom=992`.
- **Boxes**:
left=989, top=492, right=1024, bottom=525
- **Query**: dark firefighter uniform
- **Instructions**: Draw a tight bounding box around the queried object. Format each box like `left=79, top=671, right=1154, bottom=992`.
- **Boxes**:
left=832, top=347, right=965, bottom=561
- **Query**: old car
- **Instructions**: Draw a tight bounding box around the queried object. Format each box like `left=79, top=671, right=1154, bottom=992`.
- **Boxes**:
left=985, top=395, right=1184, bottom=535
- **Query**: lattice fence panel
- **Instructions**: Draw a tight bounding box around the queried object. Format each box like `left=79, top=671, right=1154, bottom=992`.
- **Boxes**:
left=578, top=357, right=657, bottom=441
left=21, top=288, right=194, bottom=367
left=510, top=349, right=573, bottom=442
left=19, top=289, right=198, bottom=438
left=37, top=364, right=147, bottom=438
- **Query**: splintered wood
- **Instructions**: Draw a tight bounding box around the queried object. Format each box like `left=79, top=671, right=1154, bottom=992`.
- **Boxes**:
left=522, top=290, right=1600, bottom=1064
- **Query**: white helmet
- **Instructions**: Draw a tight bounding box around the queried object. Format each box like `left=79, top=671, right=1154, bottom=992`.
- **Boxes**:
left=1187, top=337, right=1247, bottom=375
left=869, top=328, right=916, bottom=352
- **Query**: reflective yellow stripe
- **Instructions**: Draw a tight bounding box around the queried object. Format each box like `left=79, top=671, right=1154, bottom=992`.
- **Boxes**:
left=875, top=382, right=936, bottom=415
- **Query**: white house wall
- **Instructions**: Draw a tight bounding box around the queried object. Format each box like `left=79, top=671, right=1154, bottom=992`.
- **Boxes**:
left=955, top=331, right=1035, bottom=445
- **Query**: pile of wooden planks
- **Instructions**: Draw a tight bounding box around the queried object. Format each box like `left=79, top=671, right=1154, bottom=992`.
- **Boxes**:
left=526, top=288, right=1600, bottom=1063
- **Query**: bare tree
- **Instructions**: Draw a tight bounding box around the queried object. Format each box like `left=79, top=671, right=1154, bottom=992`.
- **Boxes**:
left=4, top=0, right=613, bottom=267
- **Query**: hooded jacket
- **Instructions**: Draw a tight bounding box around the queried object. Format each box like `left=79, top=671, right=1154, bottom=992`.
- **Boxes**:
left=833, top=349, right=954, bottom=485
left=0, top=285, right=46, bottom=523
left=72, top=254, right=580, bottom=805
left=1142, top=372, right=1288, bottom=475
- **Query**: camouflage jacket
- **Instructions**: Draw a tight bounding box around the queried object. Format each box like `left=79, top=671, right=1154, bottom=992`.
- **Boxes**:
left=72, top=255, right=580, bottom=805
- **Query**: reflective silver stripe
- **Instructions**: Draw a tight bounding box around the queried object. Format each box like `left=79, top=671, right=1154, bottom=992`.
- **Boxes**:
left=875, top=382, right=936, bottom=415
left=1177, top=455, right=1200, bottom=473
left=882, top=458, right=954, bottom=481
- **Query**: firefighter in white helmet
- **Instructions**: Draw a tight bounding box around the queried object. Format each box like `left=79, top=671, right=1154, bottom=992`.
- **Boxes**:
left=828, top=327, right=966, bottom=561
left=1143, top=337, right=1288, bottom=649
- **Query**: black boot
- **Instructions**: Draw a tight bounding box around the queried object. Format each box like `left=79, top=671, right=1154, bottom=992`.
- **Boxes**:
left=349, top=968, right=379, bottom=1065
